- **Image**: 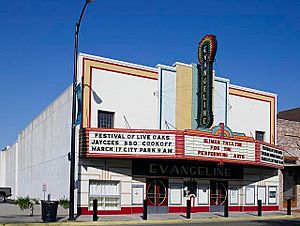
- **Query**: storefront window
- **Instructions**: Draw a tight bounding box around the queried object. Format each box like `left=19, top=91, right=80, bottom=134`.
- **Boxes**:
left=169, top=183, right=182, bottom=205
left=268, top=186, right=277, bottom=204
left=229, top=187, right=239, bottom=205
left=257, top=186, right=266, bottom=204
left=132, top=185, right=144, bottom=205
left=245, top=186, right=255, bottom=205
left=89, top=180, right=120, bottom=210
left=198, top=184, right=209, bottom=205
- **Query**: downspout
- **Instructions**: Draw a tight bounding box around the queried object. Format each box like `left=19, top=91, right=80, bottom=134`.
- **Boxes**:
left=15, top=140, right=18, bottom=199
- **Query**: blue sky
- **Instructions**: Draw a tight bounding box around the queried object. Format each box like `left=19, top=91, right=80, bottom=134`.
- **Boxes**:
left=1, top=0, right=300, bottom=148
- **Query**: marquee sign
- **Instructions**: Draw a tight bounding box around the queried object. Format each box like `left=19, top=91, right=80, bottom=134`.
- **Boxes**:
left=197, top=35, right=217, bottom=128
left=86, top=131, right=176, bottom=155
left=80, top=127, right=284, bottom=169
left=132, top=159, right=244, bottom=179
left=185, top=135, right=256, bottom=161
left=260, top=144, right=284, bottom=165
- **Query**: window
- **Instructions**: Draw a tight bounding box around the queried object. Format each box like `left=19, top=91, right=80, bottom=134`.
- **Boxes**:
left=257, top=186, right=266, bottom=204
left=198, top=184, right=209, bottom=205
left=169, top=183, right=182, bottom=205
left=229, top=187, right=239, bottom=205
left=132, top=185, right=144, bottom=205
left=268, top=186, right=277, bottom=204
left=255, top=131, right=265, bottom=141
left=98, top=110, right=114, bottom=128
left=89, top=180, right=120, bottom=210
left=245, top=186, right=255, bottom=205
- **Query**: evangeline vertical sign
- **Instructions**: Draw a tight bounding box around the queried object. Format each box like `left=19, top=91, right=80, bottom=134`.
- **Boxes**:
left=197, top=35, right=217, bottom=128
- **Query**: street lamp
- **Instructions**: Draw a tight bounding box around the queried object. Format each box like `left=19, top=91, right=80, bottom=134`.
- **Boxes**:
left=69, top=0, right=93, bottom=220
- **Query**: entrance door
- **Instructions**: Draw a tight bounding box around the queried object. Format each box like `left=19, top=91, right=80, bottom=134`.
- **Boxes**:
left=146, top=178, right=168, bottom=214
left=210, top=181, right=228, bottom=212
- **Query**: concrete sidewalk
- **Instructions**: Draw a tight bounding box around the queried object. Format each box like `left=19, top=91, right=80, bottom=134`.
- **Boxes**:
left=0, top=203, right=68, bottom=224
left=77, top=211, right=300, bottom=222
left=1, top=203, right=300, bottom=225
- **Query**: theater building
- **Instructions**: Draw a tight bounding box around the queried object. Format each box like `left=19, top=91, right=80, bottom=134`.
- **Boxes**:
left=0, top=36, right=284, bottom=215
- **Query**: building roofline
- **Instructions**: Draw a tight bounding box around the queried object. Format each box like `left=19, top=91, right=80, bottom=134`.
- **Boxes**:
left=79, top=53, right=158, bottom=73
left=172, top=62, right=192, bottom=68
left=229, top=84, right=277, bottom=97
left=278, top=107, right=300, bottom=122
left=215, top=76, right=230, bottom=83
left=156, top=64, right=176, bottom=71
left=19, top=85, right=72, bottom=136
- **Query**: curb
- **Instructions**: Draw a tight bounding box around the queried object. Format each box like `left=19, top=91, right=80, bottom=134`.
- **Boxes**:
left=1, top=214, right=300, bottom=226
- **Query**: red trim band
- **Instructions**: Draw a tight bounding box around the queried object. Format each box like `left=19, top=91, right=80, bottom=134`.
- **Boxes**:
left=78, top=205, right=279, bottom=215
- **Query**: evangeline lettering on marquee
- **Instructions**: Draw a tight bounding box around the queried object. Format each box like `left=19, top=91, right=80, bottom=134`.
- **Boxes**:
left=149, top=163, right=232, bottom=177
left=132, top=160, right=244, bottom=179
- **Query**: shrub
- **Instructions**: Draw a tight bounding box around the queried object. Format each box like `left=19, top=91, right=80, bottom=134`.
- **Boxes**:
left=15, top=196, right=35, bottom=216
left=58, top=197, right=69, bottom=209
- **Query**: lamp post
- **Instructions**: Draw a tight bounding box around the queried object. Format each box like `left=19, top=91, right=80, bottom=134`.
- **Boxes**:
left=69, top=0, right=93, bottom=220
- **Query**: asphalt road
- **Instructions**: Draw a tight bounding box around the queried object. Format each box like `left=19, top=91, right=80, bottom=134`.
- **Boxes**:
left=127, top=218, right=300, bottom=226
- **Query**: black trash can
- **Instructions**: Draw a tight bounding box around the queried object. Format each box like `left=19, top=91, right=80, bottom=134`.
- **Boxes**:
left=41, top=201, right=58, bottom=222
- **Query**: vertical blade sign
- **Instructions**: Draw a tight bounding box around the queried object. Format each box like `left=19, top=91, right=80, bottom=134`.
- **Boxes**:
left=197, top=35, right=217, bottom=128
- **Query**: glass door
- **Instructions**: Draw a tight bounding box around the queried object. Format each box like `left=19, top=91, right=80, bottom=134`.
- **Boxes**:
left=210, top=181, right=228, bottom=212
left=146, top=178, right=168, bottom=213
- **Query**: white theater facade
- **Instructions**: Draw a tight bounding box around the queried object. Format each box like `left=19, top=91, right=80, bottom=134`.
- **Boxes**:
left=0, top=47, right=284, bottom=215
left=76, top=51, right=283, bottom=215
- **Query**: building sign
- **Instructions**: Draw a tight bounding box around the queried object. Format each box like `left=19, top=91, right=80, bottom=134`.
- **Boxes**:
left=87, top=131, right=176, bottom=155
left=132, top=159, right=244, bottom=179
left=260, top=144, right=283, bottom=165
left=81, top=128, right=283, bottom=169
left=42, top=183, right=47, bottom=192
left=185, top=135, right=256, bottom=161
left=197, top=35, right=217, bottom=128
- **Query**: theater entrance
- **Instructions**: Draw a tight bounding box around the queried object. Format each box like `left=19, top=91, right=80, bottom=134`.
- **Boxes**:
left=210, top=181, right=228, bottom=212
left=146, top=178, right=168, bottom=213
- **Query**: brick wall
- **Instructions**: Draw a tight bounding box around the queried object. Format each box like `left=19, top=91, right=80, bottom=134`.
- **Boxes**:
left=277, top=118, right=300, bottom=209
left=277, top=118, right=300, bottom=162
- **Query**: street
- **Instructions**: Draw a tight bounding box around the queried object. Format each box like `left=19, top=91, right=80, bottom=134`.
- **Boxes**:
left=125, top=218, right=300, bottom=226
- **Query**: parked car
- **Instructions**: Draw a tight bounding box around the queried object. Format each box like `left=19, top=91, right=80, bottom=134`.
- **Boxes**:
left=0, top=187, right=12, bottom=203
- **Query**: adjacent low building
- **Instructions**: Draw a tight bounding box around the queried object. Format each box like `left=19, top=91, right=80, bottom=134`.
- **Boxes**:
left=277, top=107, right=300, bottom=209
left=0, top=40, right=284, bottom=215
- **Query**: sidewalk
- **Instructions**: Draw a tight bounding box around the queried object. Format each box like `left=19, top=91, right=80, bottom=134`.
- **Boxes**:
left=1, top=203, right=300, bottom=225
left=77, top=211, right=300, bottom=223
left=0, top=203, right=68, bottom=224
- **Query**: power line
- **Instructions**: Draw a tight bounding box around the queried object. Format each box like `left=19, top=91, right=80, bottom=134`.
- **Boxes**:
left=2, top=153, right=68, bottom=175
left=123, top=116, right=131, bottom=129
left=165, top=120, right=177, bottom=130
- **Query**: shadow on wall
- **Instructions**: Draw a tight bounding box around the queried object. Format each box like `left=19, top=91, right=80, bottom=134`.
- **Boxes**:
left=92, top=90, right=102, bottom=104
left=77, top=158, right=279, bottom=190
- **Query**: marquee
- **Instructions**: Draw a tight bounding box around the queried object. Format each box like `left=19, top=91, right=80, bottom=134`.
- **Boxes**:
left=80, top=125, right=284, bottom=169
